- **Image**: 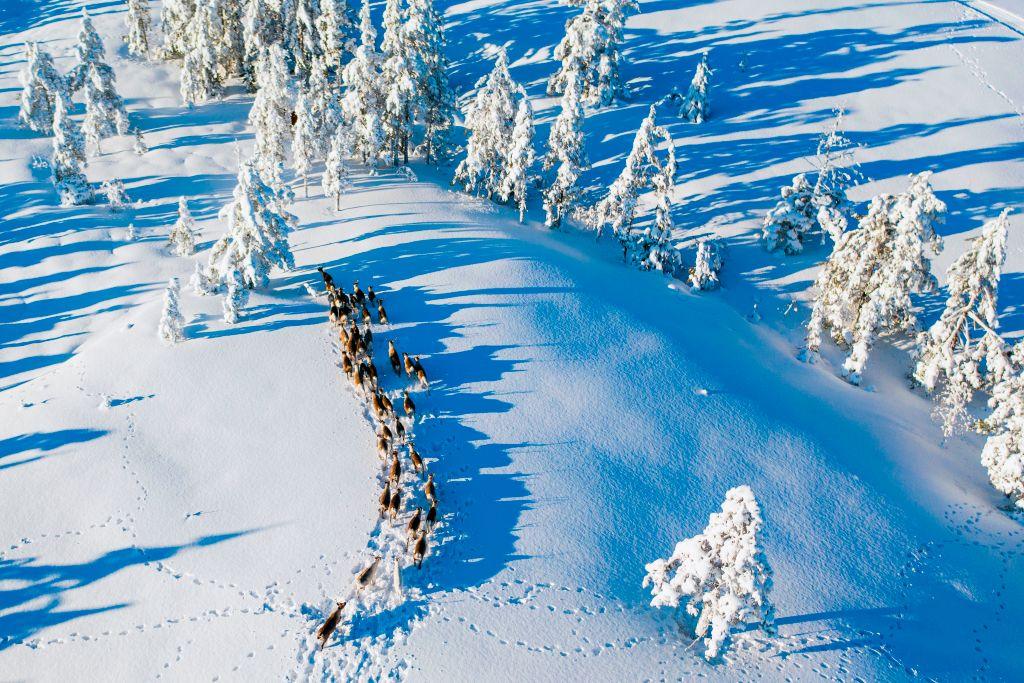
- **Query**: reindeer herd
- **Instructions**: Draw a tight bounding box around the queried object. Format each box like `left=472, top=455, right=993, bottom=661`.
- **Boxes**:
left=312, top=266, right=441, bottom=651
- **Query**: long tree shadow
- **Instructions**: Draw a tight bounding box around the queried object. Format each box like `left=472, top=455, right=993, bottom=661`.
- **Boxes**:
left=0, top=530, right=256, bottom=650
left=0, top=428, right=107, bottom=470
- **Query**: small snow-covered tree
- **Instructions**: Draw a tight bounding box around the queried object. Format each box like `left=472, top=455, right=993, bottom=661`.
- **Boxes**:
left=643, top=485, right=775, bottom=660
left=915, top=210, right=1011, bottom=436
left=222, top=267, right=249, bottom=323
left=206, top=158, right=297, bottom=289
left=981, top=352, right=1024, bottom=509
left=101, top=177, right=130, bottom=210
left=51, top=93, right=93, bottom=206
left=323, top=129, right=352, bottom=210
left=158, top=277, right=186, bottom=344
left=316, top=0, right=358, bottom=76
left=190, top=259, right=218, bottom=294
left=676, top=51, right=711, bottom=123
left=19, top=43, right=67, bottom=133
left=805, top=173, right=945, bottom=384
left=812, top=108, right=855, bottom=244
left=498, top=97, right=536, bottom=222
left=548, top=0, right=637, bottom=107
left=292, top=90, right=318, bottom=196
left=341, top=1, right=385, bottom=166
left=588, top=104, right=663, bottom=244
left=636, top=142, right=680, bottom=273
left=168, top=196, right=198, bottom=255
left=542, top=72, right=588, bottom=228
left=132, top=127, right=149, bottom=155
left=761, top=174, right=816, bottom=255
left=249, top=45, right=294, bottom=186
left=160, top=0, right=197, bottom=58
left=70, top=10, right=111, bottom=92
left=82, top=64, right=131, bottom=154
left=452, top=48, right=521, bottom=197
left=405, top=0, right=455, bottom=163
left=689, top=239, right=722, bottom=291
left=125, top=0, right=152, bottom=58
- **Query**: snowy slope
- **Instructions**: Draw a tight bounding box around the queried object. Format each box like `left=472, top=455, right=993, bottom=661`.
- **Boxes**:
left=3, top=0, right=1024, bottom=681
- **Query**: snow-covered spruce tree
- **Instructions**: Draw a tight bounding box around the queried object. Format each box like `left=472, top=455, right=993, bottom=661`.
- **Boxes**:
left=405, top=0, right=455, bottom=163
left=760, top=173, right=816, bottom=255
left=316, top=0, right=358, bottom=77
left=292, top=90, right=319, bottom=196
left=242, top=0, right=284, bottom=90
left=636, top=141, right=680, bottom=273
left=190, top=260, right=218, bottom=294
left=588, top=104, right=663, bottom=244
left=689, top=239, right=723, bottom=291
left=323, top=129, right=352, bottom=209
left=125, top=0, right=152, bottom=58
left=548, top=0, right=637, bottom=107
left=168, top=196, right=198, bottom=256
left=307, top=57, right=342, bottom=156
left=160, top=0, right=197, bottom=59
left=51, top=93, right=93, bottom=206
left=69, top=9, right=107, bottom=92
left=452, top=48, right=521, bottom=198
left=341, top=1, right=385, bottom=166
left=981, top=350, right=1024, bottom=509
left=281, top=0, right=321, bottom=82
left=805, top=173, right=945, bottom=385
left=914, top=210, right=1011, bottom=437
left=158, top=277, right=186, bottom=344
left=380, top=0, right=416, bottom=166
left=82, top=63, right=131, bottom=154
left=498, top=97, right=536, bottom=222
left=676, top=51, right=711, bottom=124
left=222, top=267, right=250, bottom=323
left=542, top=71, right=588, bottom=228
left=812, top=107, right=855, bottom=244
left=19, top=43, right=67, bottom=133
left=643, top=485, right=775, bottom=660
left=218, top=0, right=247, bottom=79
left=249, top=45, right=295, bottom=186
left=101, top=177, right=130, bottom=210
left=179, top=1, right=224, bottom=105
left=206, top=158, right=297, bottom=289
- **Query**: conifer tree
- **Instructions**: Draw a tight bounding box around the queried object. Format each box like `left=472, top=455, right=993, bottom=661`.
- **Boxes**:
left=405, top=0, right=454, bottom=163
left=69, top=9, right=108, bottom=92
left=292, top=90, right=319, bottom=196
left=981, top=353, right=1024, bottom=509
left=643, top=485, right=775, bottom=660
left=158, top=277, right=186, bottom=344
left=548, top=0, right=637, bottom=107
left=499, top=97, right=536, bottom=222
left=180, top=1, right=224, bottom=105
left=249, top=45, right=295, bottom=186
left=18, top=43, right=67, bottom=133
left=308, top=57, right=342, bottom=156
left=101, top=177, right=130, bottom=210
left=125, top=0, right=152, bottom=58
left=51, top=93, right=93, bottom=206
left=206, top=158, right=297, bottom=289
left=168, top=196, right=198, bottom=256
left=316, top=0, right=358, bottom=77
left=242, top=0, right=284, bottom=90
left=452, top=48, right=521, bottom=198
left=282, top=0, right=321, bottom=82
left=542, top=71, right=588, bottom=228
left=380, top=0, right=416, bottom=165
left=805, top=173, right=945, bottom=384
left=222, top=267, right=249, bottom=323
left=323, top=129, right=353, bottom=210
left=677, top=51, right=711, bottom=123
left=812, top=108, right=855, bottom=244
left=915, top=210, right=1011, bottom=436
left=761, top=174, right=816, bottom=255
left=341, top=1, right=385, bottom=166
left=636, top=141, right=679, bottom=273
left=160, top=0, right=197, bottom=59
left=82, top=63, right=131, bottom=154
left=689, top=239, right=723, bottom=291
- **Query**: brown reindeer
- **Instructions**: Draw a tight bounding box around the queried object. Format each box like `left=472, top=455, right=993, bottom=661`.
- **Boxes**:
left=317, top=266, right=335, bottom=292
left=403, top=352, right=415, bottom=376
left=406, top=507, right=422, bottom=538
left=339, top=325, right=350, bottom=346
left=316, top=600, right=346, bottom=650
left=353, top=364, right=365, bottom=392
left=379, top=392, right=393, bottom=416
left=388, top=487, right=402, bottom=520
left=394, top=418, right=406, bottom=443
left=389, top=452, right=401, bottom=482
left=425, top=501, right=437, bottom=531
left=403, top=390, right=415, bottom=418
left=367, top=285, right=376, bottom=303
left=376, top=434, right=391, bottom=459
left=424, top=473, right=437, bottom=504
left=361, top=305, right=373, bottom=326
left=412, top=532, right=427, bottom=568
left=379, top=423, right=393, bottom=442
left=388, top=341, right=403, bottom=375
left=371, top=392, right=386, bottom=419
left=363, top=325, right=373, bottom=350
left=408, top=443, right=424, bottom=475
left=377, top=299, right=389, bottom=325
left=413, top=357, right=428, bottom=389
left=341, top=353, right=353, bottom=377
left=352, top=281, right=365, bottom=306
left=356, top=555, right=381, bottom=588
left=378, top=482, right=391, bottom=517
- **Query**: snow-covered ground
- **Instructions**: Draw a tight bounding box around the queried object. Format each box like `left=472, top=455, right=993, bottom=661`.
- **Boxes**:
left=3, top=0, right=1024, bottom=680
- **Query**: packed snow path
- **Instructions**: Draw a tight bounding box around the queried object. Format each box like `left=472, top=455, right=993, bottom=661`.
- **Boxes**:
left=3, top=0, right=1024, bottom=680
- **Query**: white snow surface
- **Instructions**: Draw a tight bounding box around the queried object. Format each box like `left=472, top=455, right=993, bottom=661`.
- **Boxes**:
left=3, top=0, right=1024, bottom=680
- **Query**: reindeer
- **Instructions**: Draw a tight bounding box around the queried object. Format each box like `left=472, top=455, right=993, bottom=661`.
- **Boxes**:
left=353, top=364, right=365, bottom=392
left=403, top=390, right=416, bottom=419
left=389, top=452, right=401, bottom=482
left=339, top=325, right=350, bottom=346
left=412, top=531, right=427, bottom=569
left=387, top=344, right=403, bottom=376
left=371, top=392, right=386, bottom=420
left=361, top=305, right=373, bottom=326
left=346, top=333, right=359, bottom=359
left=380, top=392, right=393, bottom=417
left=367, top=285, right=376, bottom=303
left=356, top=555, right=381, bottom=588
left=376, top=434, right=391, bottom=459
left=388, top=487, right=402, bottom=521
left=425, top=501, right=437, bottom=531
left=413, top=357, right=428, bottom=389
left=363, top=326, right=373, bottom=351
left=379, top=423, right=393, bottom=442
left=341, top=353, right=353, bottom=377
left=378, top=482, right=391, bottom=517
left=377, top=299, right=389, bottom=325
left=352, top=281, right=365, bottom=306
left=317, top=266, right=336, bottom=292
left=406, top=507, right=422, bottom=539
left=350, top=322, right=362, bottom=346
left=316, top=600, right=346, bottom=650
left=356, top=337, right=367, bottom=359
left=329, top=303, right=341, bottom=325
left=403, top=352, right=415, bottom=376
left=408, top=443, right=424, bottom=475
left=424, top=473, right=437, bottom=504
